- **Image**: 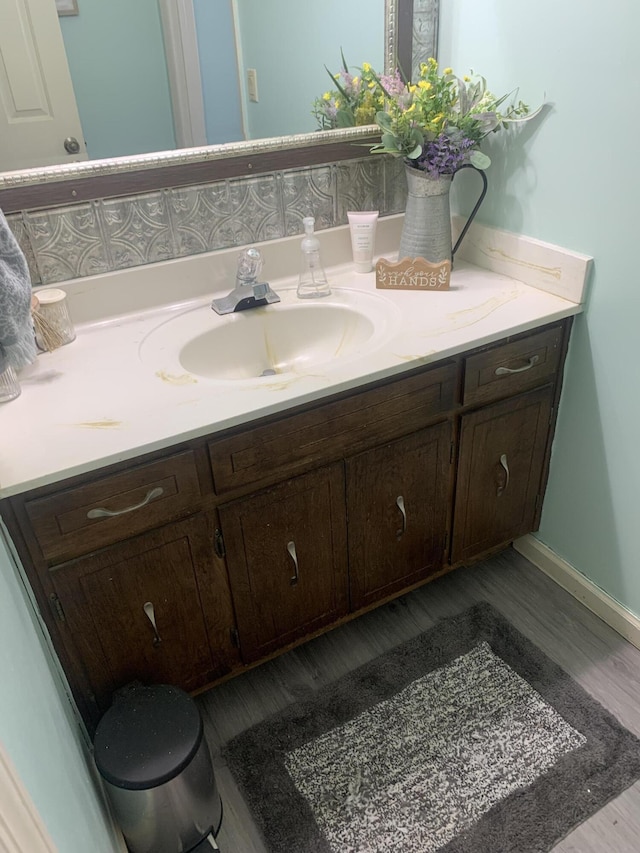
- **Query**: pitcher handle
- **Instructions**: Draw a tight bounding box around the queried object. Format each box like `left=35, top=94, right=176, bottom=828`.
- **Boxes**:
left=451, top=164, right=488, bottom=261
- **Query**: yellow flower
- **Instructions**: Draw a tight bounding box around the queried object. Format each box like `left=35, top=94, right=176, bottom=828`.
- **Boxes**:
left=417, top=80, right=432, bottom=90
left=406, top=103, right=416, bottom=114
left=463, top=75, right=471, bottom=82
left=362, top=62, right=371, bottom=72
left=322, top=92, right=331, bottom=101
left=443, top=67, right=453, bottom=75
left=409, top=84, right=417, bottom=93
left=355, top=105, right=376, bottom=125
left=335, top=99, right=341, bottom=108
left=352, top=77, right=359, bottom=86
left=428, top=57, right=437, bottom=67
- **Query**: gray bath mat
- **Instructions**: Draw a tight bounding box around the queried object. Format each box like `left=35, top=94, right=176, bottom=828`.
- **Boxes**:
left=222, top=601, right=640, bottom=852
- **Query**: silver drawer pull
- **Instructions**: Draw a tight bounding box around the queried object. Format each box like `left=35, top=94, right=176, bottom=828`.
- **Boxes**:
left=497, top=453, right=510, bottom=496
left=87, top=487, right=164, bottom=519
left=287, top=540, right=299, bottom=585
left=396, top=495, right=407, bottom=537
left=495, top=354, right=539, bottom=375
left=143, top=601, right=162, bottom=647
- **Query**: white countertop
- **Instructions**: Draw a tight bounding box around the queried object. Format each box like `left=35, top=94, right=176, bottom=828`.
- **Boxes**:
left=0, top=218, right=592, bottom=498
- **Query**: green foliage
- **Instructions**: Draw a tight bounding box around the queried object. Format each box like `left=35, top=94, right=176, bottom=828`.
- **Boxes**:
left=314, top=55, right=540, bottom=174
left=312, top=57, right=386, bottom=130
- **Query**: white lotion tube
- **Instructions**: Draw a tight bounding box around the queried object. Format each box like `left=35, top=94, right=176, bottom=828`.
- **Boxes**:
left=347, top=211, right=379, bottom=273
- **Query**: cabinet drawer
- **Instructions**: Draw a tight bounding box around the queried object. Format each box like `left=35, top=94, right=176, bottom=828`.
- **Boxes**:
left=209, top=362, right=457, bottom=494
left=463, top=324, right=564, bottom=407
left=25, top=451, right=203, bottom=563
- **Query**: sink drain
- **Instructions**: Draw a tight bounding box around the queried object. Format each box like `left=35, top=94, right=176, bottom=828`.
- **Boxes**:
left=259, top=368, right=277, bottom=377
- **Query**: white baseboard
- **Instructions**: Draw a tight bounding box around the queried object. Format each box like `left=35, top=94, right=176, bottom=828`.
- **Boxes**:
left=513, top=535, right=640, bottom=651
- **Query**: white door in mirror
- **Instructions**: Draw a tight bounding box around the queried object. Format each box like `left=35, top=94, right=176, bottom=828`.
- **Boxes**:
left=0, top=0, right=87, bottom=170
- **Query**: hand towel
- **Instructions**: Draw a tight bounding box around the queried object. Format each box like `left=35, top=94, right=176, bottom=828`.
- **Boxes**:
left=0, top=208, right=36, bottom=373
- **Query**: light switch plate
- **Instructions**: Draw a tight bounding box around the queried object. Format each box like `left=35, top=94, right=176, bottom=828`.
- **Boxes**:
left=247, top=68, right=258, bottom=102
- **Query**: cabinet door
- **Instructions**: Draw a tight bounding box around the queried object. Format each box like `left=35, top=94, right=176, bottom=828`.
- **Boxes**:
left=451, top=386, right=553, bottom=563
left=347, top=423, right=452, bottom=610
left=219, top=464, right=348, bottom=663
left=51, top=514, right=233, bottom=710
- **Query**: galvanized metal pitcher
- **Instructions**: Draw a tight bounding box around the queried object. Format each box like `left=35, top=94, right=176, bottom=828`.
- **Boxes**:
left=398, top=162, right=488, bottom=264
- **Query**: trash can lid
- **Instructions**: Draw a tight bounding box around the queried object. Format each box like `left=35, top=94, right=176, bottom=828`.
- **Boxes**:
left=93, top=684, right=204, bottom=790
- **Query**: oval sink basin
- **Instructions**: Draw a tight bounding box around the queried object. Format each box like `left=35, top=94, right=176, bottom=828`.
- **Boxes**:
left=139, top=289, right=400, bottom=382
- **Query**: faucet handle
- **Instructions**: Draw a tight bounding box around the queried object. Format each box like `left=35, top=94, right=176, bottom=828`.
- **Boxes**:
left=237, top=247, right=263, bottom=283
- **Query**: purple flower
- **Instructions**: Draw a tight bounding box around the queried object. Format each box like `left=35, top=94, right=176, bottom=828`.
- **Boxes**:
left=415, top=130, right=475, bottom=177
left=379, top=69, right=407, bottom=97
left=338, top=70, right=359, bottom=96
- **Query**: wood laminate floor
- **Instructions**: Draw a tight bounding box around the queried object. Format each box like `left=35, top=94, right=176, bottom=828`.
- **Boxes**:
left=196, top=547, right=640, bottom=853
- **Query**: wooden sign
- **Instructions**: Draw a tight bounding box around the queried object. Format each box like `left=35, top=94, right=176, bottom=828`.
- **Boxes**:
left=375, top=256, right=451, bottom=291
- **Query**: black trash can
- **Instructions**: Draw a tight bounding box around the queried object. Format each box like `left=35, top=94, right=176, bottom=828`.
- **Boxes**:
left=94, top=684, right=222, bottom=853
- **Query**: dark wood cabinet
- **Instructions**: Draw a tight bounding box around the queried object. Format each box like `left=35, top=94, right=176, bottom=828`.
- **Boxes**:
left=1, top=320, right=571, bottom=726
left=218, top=465, right=348, bottom=662
left=48, top=513, right=238, bottom=713
left=347, top=423, right=453, bottom=609
left=451, top=386, right=554, bottom=563
left=23, top=450, right=205, bottom=565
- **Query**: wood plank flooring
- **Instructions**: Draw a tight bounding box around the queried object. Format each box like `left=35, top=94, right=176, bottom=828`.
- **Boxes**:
left=196, top=547, right=640, bottom=853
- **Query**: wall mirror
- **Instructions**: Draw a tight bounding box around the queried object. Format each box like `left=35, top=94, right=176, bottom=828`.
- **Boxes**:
left=53, top=0, right=385, bottom=160
left=0, top=0, right=438, bottom=213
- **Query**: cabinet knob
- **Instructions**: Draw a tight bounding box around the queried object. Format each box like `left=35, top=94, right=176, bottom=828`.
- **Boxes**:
left=396, top=495, right=407, bottom=537
left=287, top=540, right=299, bottom=585
left=497, top=453, right=510, bottom=496
left=143, top=601, right=162, bottom=647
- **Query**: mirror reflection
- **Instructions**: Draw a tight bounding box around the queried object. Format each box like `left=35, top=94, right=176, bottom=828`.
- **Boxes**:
left=0, top=0, right=438, bottom=187
left=0, top=0, right=384, bottom=171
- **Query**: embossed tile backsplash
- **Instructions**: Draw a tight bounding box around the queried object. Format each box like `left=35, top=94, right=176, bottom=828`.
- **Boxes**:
left=169, top=173, right=283, bottom=257
left=25, top=202, right=111, bottom=283
left=6, top=157, right=406, bottom=286
left=101, top=192, right=174, bottom=269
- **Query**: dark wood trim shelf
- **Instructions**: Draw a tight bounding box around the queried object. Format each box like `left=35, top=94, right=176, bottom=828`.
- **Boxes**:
left=0, top=138, right=379, bottom=214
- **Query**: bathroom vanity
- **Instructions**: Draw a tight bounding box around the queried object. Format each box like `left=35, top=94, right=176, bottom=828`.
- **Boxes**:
left=0, top=221, right=590, bottom=728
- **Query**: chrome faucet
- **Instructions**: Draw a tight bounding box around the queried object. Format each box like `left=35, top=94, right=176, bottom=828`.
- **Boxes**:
left=211, top=248, right=280, bottom=315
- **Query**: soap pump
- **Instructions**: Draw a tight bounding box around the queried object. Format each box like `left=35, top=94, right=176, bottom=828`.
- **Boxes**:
left=297, top=216, right=331, bottom=299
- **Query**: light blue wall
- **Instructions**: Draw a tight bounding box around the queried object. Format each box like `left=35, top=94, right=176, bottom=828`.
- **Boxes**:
left=194, top=0, right=244, bottom=144
left=0, top=528, right=119, bottom=852
left=236, top=0, right=385, bottom=139
left=58, top=0, right=386, bottom=153
left=60, top=0, right=175, bottom=159
left=441, top=0, right=640, bottom=618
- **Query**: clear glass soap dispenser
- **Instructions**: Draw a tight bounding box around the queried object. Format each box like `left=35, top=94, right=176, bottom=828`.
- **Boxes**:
left=297, top=216, right=331, bottom=299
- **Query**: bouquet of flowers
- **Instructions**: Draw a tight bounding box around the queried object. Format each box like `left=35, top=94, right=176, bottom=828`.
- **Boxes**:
left=371, top=57, right=534, bottom=175
left=312, top=55, right=385, bottom=129
left=313, top=56, right=537, bottom=176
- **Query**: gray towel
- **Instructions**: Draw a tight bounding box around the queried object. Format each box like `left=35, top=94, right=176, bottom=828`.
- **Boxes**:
left=0, top=208, right=36, bottom=373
